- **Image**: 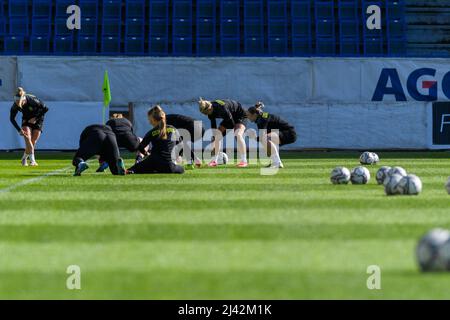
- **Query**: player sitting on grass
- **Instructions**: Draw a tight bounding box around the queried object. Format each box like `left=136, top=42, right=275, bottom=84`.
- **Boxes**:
left=9, top=87, right=49, bottom=167
left=126, top=106, right=185, bottom=175
left=72, top=124, right=126, bottom=176
left=198, top=98, right=248, bottom=168
left=246, top=102, right=297, bottom=169
left=96, top=113, right=146, bottom=172
left=166, top=113, right=204, bottom=170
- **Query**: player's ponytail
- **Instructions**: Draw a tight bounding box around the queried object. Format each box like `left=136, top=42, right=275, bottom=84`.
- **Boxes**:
left=248, top=102, right=264, bottom=116
left=148, top=105, right=168, bottom=139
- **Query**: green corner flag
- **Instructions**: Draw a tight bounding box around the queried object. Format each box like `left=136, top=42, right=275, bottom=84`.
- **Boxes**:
left=102, top=70, right=111, bottom=124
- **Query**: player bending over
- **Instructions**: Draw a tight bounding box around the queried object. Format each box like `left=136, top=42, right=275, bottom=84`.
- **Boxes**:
left=198, top=98, right=248, bottom=168
left=166, top=113, right=204, bottom=169
left=10, top=87, right=49, bottom=166
left=96, top=113, right=145, bottom=172
left=72, top=124, right=126, bottom=176
left=127, top=106, right=184, bottom=175
left=246, top=102, right=297, bottom=169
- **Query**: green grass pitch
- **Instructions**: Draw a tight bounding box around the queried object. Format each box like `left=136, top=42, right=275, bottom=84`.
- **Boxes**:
left=1, top=151, right=450, bottom=299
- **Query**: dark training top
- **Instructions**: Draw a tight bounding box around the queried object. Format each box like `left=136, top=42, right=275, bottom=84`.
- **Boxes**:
left=106, top=118, right=134, bottom=136
left=79, top=125, right=114, bottom=144
left=255, top=112, right=295, bottom=133
left=166, top=114, right=196, bottom=131
left=138, top=125, right=178, bottom=162
left=10, top=94, right=49, bottom=132
left=208, top=99, right=244, bottom=129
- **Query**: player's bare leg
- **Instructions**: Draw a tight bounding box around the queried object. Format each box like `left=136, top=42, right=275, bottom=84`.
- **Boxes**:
left=29, top=129, right=41, bottom=166
left=235, top=124, right=248, bottom=168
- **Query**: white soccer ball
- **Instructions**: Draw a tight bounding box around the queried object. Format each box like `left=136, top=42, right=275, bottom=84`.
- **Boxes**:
left=359, top=151, right=379, bottom=165
left=350, top=166, right=371, bottom=184
left=384, top=173, right=404, bottom=195
left=386, top=166, right=407, bottom=182
left=416, top=228, right=450, bottom=272
left=445, top=177, right=450, bottom=194
left=398, top=174, right=422, bottom=196
left=376, top=166, right=391, bottom=185
left=217, top=152, right=229, bottom=165
left=330, top=167, right=351, bottom=185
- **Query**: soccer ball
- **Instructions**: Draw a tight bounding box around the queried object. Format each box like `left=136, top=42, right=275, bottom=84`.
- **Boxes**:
left=330, top=167, right=351, bottom=185
left=217, top=152, right=229, bottom=165
left=384, top=173, right=404, bottom=195
left=376, top=166, right=391, bottom=185
left=359, top=151, right=379, bottom=165
left=350, top=166, right=370, bottom=184
left=445, top=177, right=450, bottom=194
left=416, top=228, right=450, bottom=272
left=387, top=166, right=407, bottom=179
left=397, top=174, right=422, bottom=196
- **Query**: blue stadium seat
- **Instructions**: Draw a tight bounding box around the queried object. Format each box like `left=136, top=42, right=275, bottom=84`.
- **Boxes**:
left=220, top=37, right=240, bottom=56
left=9, top=0, right=28, bottom=17
left=268, top=20, right=287, bottom=38
left=4, top=36, right=25, bottom=54
left=149, top=36, right=168, bottom=55
left=316, top=19, right=335, bottom=38
left=55, top=18, right=73, bottom=35
left=125, top=36, right=145, bottom=55
left=221, top=18, right=239, bottom=38
left=79, top=0, right=98, bottom=18
left=0, top=19, right=6, bottom=35
left=173, top=0, right=192, bottom=19
left=316, top=37, right=336, bottom=56
left=30, top=35, right=50, bottom=54
left=315, top=1, right=334, bottom=20
left=56, top=0, right=75, bottom=17
left=149, top=18, right=168, bottom=37
left=387, top=0, right=404, bottom=19
left=198, top=0, right=216, bottom=18
left=291, top=0, right=311, bottom=19
left=126, top=18, right=145, bottom=37
left=149, top=0, right=169, bottom=18
left=103, top=0, right=122, bottom=19
left=33, top=0, right=52, bottom=17
left=292, top=37, right=312, bottom=56
left=244, top=19, right=264, bottom=38
left=79, top=17, right=98, bottom=36
left=340, top=37, right=360, bottom=55
left=102, top=19, right=121, bottom=36
left=173, top=37, right=193, bottom=56
left=197, top=37, right=216, bottom=56
left=78, top=35, right=98, bottom=54
left=32, top=18, right=52, bottom=36
left=126, top=0, right=145, bottom=19
left=173, top=18, right=192, bottom=37
left=9, top=18, right=29, bottom=36
left=339, top=20, right=359, bottom=38
left=387, top=18, right=405, bottom=39
left=244, top=0, right=263, bottom=19
left=387, top=37, right=406, bottom=56
left=268, top=0, right=287, bottom=19
left=221, top=0, right=240, bottom=19
left=363, top=36, right=384, bottom=56
left=292, top=18, right=311, bottom=38
left=101, top=36, right=121, bottom=55
left=244, top=37, right=264, bottom=56
left=268, top=37, right=288, bottom=56
left=338, top=0, right=359, bottom=20
left=54, top=35, right=74, bottom=55
left=197, top=18, right=215, bottom=37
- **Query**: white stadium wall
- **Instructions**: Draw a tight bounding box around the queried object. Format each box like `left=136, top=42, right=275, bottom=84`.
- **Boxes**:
left=1, top=57, right=448, bottom=150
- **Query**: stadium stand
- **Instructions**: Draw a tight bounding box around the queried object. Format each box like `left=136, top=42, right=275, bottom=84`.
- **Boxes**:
left=0, top=0, right=411, bottom=56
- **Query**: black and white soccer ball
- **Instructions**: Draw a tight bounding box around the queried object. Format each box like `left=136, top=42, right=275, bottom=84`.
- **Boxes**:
left=384, top=173, right=404, bottom=195
left=217, top=152, right=229, bottom=165
left=376, top=166, right=391, bottom=185
left=330, top=167, right=351, bottom=185
left=416, top=228, right=450, bottom=272
left=386, top=166, right=407, bottom=181
left=359, top=152, right=379, bottom=165
left=445, top=177, right=450, bottom=195
left=397, top=174, right=422, bottom=196
left=350, top=166, right=370, bottom=184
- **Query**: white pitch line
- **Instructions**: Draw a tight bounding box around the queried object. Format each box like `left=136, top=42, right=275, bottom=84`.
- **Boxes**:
left=0, top=165, right=73, bottom=194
